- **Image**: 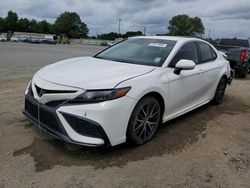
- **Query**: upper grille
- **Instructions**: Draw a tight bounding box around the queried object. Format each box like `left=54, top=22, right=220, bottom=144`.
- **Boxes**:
left=35, top=85, right=77, bottom=97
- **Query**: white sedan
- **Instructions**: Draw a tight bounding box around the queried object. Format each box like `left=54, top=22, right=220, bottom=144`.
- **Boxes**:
left=24, top=36, right=234, bottom=147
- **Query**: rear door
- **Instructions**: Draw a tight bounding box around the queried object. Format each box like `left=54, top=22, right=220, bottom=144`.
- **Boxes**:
left=195, top=42, right=222, bottom=100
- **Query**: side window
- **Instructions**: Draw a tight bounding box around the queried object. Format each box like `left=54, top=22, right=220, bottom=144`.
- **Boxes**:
left=197, top=42, right=215, bottom=63
left=169, top=42, right=198, bottom=67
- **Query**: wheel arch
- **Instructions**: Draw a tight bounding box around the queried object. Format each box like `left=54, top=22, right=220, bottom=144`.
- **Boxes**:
left=141, top=92, right=165, bottom=118
left=126, top=91, right=165, bottom=144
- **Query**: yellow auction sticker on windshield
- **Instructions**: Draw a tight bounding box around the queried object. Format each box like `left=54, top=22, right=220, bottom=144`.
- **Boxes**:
left=148, top=43, right=167, bottom=47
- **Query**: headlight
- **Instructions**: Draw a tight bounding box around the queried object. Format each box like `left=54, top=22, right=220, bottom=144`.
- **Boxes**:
left=70, top=87, right=131, bottom=103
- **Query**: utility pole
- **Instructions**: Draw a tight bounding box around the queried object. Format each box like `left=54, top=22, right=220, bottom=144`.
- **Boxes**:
left=208, top=29, right=211, bottom=39
left=118, top=18, right=121, bottom=36
left=143, top=26, right=146, bottom=36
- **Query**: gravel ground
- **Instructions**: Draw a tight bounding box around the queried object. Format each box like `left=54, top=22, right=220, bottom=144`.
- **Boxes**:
left=0, top=42, right=250, bottom=188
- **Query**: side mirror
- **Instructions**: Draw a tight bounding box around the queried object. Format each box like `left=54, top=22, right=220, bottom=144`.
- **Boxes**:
left=174, top=59, right=196, bottom=75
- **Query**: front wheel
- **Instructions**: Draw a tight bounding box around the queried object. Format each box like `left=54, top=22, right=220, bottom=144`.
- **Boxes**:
left=127, top=96, right=162, bottom=145
left=212, top=77, right=227, bottom=105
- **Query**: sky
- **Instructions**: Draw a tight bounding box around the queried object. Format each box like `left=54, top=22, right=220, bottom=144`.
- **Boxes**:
left=0, top=0, right=250, bottom=39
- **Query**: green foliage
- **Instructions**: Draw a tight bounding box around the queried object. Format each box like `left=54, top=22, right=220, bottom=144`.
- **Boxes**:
left=0, top=10, right=88, bottom=38
left=98, top=31, right=143, bottom=40
left=0, top=17, right=7, bottom=32
left=123, top=31, right=143, bottom=38
left=54, top=12, right=89, bottom=38
left=167, top=14, right=205, bottom=37
left=6, top=10, right=18, bottom=32
left=98, top=32, right=119, bottom=40
left=16, top=18, right=30, bottom=32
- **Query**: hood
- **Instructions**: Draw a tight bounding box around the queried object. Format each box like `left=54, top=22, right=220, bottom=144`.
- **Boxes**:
left=36, top=56, right=155, bottom=89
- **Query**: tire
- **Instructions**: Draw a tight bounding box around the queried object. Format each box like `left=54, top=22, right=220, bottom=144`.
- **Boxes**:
left=127, top=96, right=162, bottom=145
left=212, top=77, right=227, bottom=105
left=239, top=71, right=246, bottom=78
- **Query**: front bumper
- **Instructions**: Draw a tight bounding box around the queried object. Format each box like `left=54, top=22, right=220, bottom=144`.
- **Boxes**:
left=23, top=87, right=136, bottom=147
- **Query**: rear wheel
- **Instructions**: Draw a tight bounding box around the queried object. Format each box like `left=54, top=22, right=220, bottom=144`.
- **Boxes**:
left=239, top=71, right=247, bottom=78
left=212, top=77, right=227, bottom=105
left=127, top=96, right=161, bottom=145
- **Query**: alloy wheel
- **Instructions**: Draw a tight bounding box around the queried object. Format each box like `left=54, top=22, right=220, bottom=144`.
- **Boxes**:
left=131, top=98, right=161, bottom=144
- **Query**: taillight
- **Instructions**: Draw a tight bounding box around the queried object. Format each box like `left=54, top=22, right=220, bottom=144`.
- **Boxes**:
left=240, top=48, right=247, bottom=61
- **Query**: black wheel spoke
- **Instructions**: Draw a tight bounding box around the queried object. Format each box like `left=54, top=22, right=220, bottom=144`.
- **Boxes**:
left=147, top=123, right=153, bottom=132
left=141, top=108, right=147, bottom=117
left=149, top=104, right=156, bottom=117
left=149, top=111, right=158, bottom=119
left=136, top=119, right=144, bottom=123
left=135, top=122, right=144, bottom=132
left=138, top=127, right=145, bottom=139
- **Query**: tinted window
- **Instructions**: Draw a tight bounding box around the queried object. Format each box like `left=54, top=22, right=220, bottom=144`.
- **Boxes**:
left=169, top=42, right=198, bottom=67
left=95, top=38, right=177, bottom=67
left=198, top=42, right=214, bottom=63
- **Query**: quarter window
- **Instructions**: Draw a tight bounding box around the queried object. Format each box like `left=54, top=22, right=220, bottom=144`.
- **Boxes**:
left=169, top=42, right=198, bottom=67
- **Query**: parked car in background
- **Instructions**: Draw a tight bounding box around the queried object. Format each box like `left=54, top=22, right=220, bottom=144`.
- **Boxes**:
left=0, top=34, right=7, bottom=42
left=215, top=38, right=250, bottom=78
left=100, top=41, right=115, bottom=46
left=42, top=38, right=56, bottom=45
left=10, top=36, right=20, bottom=42
left=24, top=36, right=233, bottom=147
left=22, top=36, right=32, bottom=43
left=107, top=41, right=115, bottom=46
left=29, top=36, right=43, bottom=43
left=42, top=36, right=56, bottom=45
left=100, top=41, right=108, bottom=46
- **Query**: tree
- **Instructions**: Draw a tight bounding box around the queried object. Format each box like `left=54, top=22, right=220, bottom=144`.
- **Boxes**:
left=122, top=31, right=143, bottom=38
left=54, top=12, right=89, bottom=38
left=37, top=20, right=52, bottom=33
left=6, top=10, right=18, bottom=32
left=98, top=31, right=143, bottom=40
left=167, top=15, right=204, bottom=37
left=98, top=32, right=119, bottom=40
left=29, top=19, right=39, bottom=33
left=0, top=17, right=7, bottom=32
left=16, top=18, right=30, bottom=32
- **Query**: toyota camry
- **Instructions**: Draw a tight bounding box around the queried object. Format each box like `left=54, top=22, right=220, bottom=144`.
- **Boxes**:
left=23, top=36, right=234, bottom=147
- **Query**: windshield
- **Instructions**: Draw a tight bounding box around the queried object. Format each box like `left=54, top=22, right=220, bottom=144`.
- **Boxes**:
left=95, top=38, right=176, bottom=66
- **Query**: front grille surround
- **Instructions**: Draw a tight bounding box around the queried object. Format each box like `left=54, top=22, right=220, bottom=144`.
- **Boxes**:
left=34, top=84, right=77, bottom=97
left=23, top=88, right=111, bottom=146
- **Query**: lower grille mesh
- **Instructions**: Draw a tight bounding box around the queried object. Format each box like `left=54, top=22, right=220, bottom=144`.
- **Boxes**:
left=62, top=113, right=102, bottom=138
left=25, top=99, right=61, bottom=133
